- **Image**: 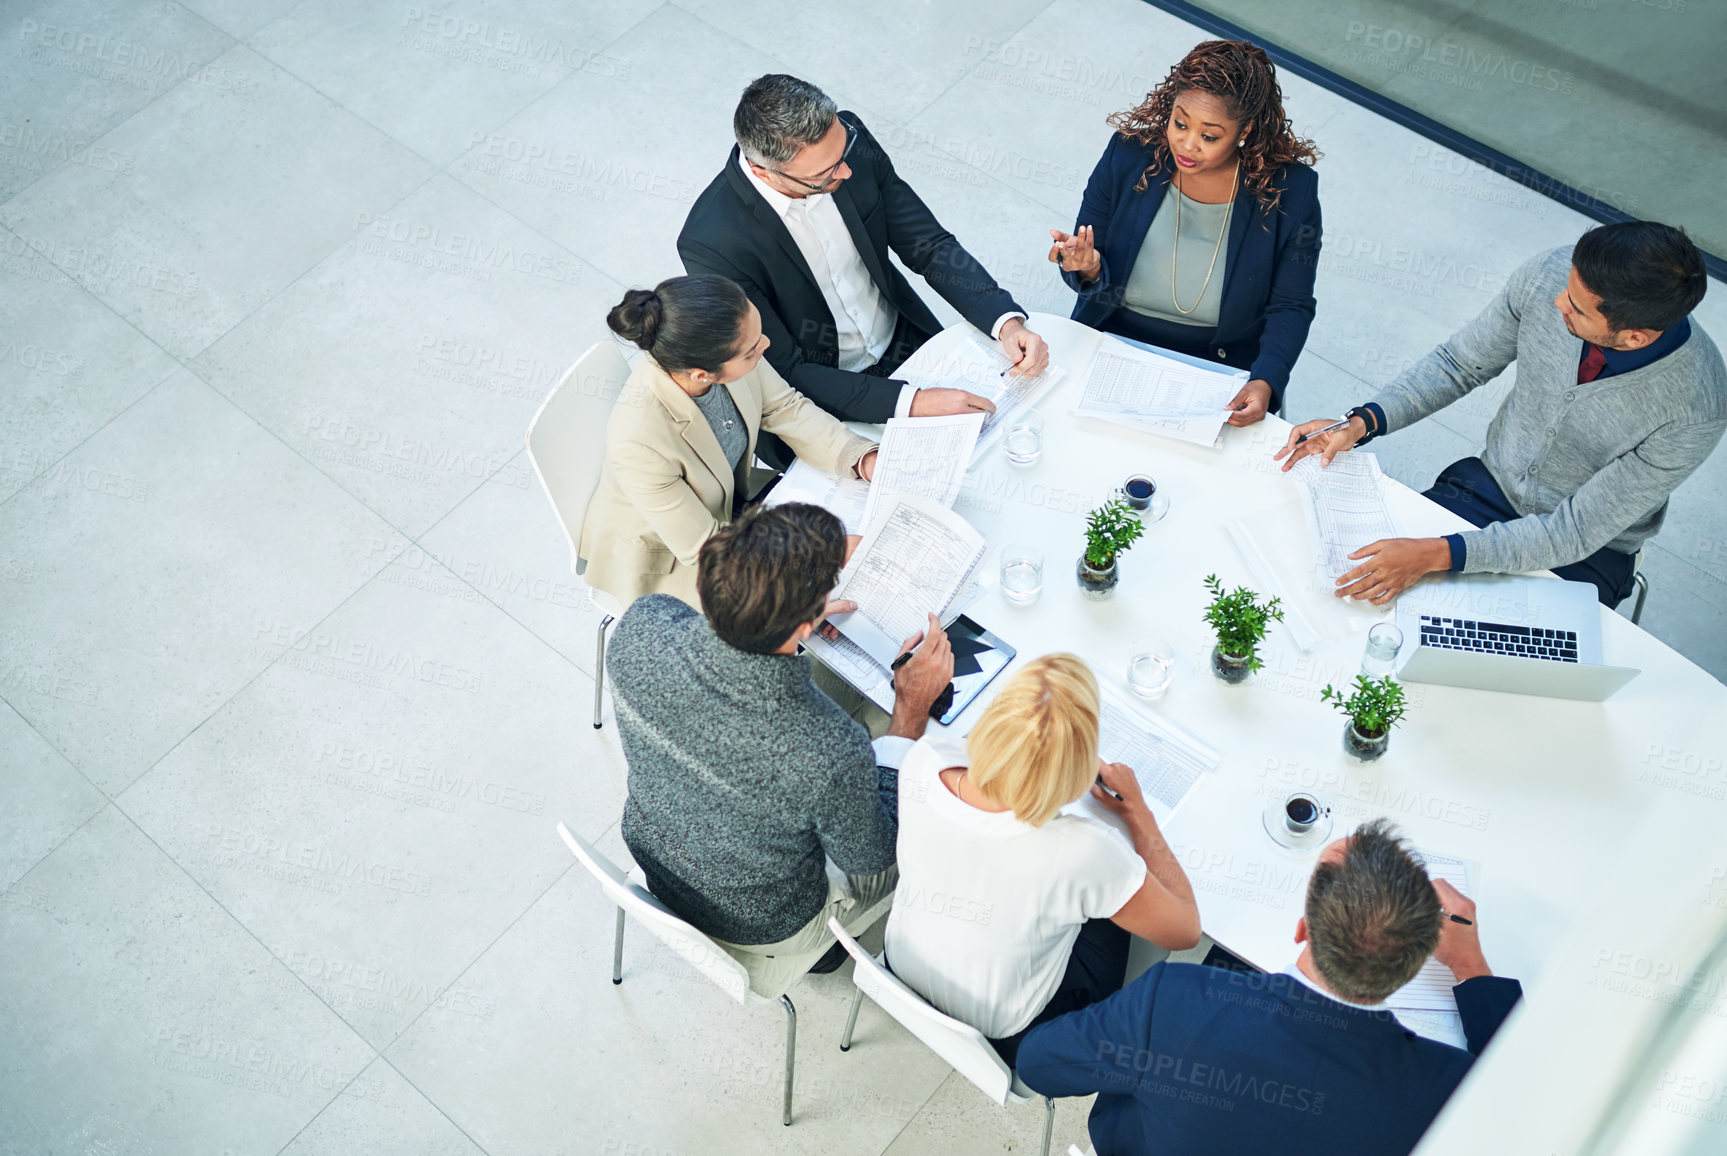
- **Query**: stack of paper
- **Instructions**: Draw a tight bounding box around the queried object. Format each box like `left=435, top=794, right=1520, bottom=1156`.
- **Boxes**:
left=1074, top=338, right=1243, bottom=447
left=1286, top=453, right=1401, bottom=583
left=802, top=494, right=988, bottom=708
left=1096, top=683, right=1219, bottom=824
left=901, top=334, right=1066, bottom=463
left=761, top=458, right=871, bottom=534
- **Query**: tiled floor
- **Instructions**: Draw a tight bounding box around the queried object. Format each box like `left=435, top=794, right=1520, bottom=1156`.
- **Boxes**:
left=3, top=2, right=1724, bottom=1154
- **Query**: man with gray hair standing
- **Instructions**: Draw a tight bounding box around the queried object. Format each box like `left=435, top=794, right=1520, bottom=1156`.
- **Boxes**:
left=679, top=74, right=1049, bottom=466
left=1017, top=819, right=1524, bottom=1155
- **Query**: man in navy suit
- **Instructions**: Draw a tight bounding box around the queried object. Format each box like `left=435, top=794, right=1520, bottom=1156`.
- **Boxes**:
left=1017, top=819, right=1522, bottom=1155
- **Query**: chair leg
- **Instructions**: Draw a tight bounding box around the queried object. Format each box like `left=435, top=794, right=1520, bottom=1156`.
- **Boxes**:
left=593, top=614, right=614, bottom=728
left=1631, top=571, right=1649, bottom=626
left=839, top=986, right=863, bottom=1051
left=611, top=907, right=625, bottom=985
left=1040, top=1095, right=1055, bottom=1156
left=780, top=994, right=797, bottom=1127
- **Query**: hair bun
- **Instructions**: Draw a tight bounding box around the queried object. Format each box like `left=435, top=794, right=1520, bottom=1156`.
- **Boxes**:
left=606, top=288, right=663, bottom=350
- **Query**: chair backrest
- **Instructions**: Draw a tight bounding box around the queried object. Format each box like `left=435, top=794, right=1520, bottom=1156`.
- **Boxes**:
left=827, top=916, right=1020, bottom=1105
left=557, top=821, right=752, bottom=1005
left=524, top=342, right=632, bottom=573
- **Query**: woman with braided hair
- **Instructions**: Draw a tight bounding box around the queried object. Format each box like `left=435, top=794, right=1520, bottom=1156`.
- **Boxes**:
left=1049, top=40, right=1322, bottom=425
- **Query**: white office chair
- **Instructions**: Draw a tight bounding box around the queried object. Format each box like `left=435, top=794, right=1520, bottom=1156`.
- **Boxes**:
left=826, top=916, right=1057, bottom=1156
left=557, top=822, right=831, bottom=1126
left=525, top=341, right=632, bottom=729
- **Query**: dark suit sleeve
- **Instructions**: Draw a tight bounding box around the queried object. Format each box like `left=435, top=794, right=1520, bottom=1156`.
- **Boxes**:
left=1453, top=975, right=1523, bottom=1055
left=1018, top=961, right=1168, bottom=1099
left=1060, top=135, right=1124, bottom=304
left=677, top=236, right=902, bottom=424
left=856, top=122, right=1025, bottom=334
left=1249, top=174, right=1323, bottom=409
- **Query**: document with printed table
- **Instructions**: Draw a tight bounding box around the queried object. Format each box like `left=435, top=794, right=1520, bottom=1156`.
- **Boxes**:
left=858, top=412, right=984, bottom=532
left=1286, top=452, right=1402, bottom=584
left=900, top=333, right=1066, bottom=464
left=1386, top=850, right=1479, bottom=1023
left=1061, top=684, right=1220, bottom=830
left=762, top=458, right=871, bottom=535
left=802, top=494, right=988, bottom=711
left=1074, top=337, right=1245, bottom=448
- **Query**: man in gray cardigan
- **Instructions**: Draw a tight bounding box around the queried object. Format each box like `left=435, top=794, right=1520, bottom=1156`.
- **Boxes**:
left=609, top=502, right=953, bottom=992
left=1278, top=221, right=1722, bottom=606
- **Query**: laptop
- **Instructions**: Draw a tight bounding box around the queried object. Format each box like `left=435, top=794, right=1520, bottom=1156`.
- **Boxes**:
left=1393, top=575, right=1640, bottom=702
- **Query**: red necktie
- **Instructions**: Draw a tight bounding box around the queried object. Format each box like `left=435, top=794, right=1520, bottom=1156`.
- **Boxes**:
left=1578, top=344, right=1607, bottom=383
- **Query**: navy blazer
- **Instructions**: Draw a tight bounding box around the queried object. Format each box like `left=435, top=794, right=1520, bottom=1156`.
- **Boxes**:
left=1018, top=962, right=1522, bottom=1156
left=679, top=115, right=1023, bottom=424
left=1061, top=134, right=1322, bottom=409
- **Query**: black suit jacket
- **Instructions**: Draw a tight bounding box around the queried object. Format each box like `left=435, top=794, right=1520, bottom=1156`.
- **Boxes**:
left=678, top=115, right=1024, bottom=423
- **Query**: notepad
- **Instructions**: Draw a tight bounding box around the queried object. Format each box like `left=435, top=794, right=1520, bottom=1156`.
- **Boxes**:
left=1385, top=851, right=1479, bottom=1013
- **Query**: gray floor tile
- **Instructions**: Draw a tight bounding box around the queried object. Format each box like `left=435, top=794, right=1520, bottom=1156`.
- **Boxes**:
left=1623, top=545, right=1727, bottom=680
left=420, top=450, right=611, bottom=677
left=673, top=0, right=1054, bottom=129
left=879, top=1069, right=1094, bottom=1156
left=192, top=172, right=621, bottom=537
left=117, top=551, right=625, bottom=1049
left=178, top=0, right=327, bottom=42
left=0, top=0, right=233, bottom=201
left=0, top=806, right=375, bottom=1156
left=0, top=43, right=432, bottom=359
left=449, top=3, right=785, bottom=289
left=0, top=701, right=106, bottom=893
left=0, top=224, right=179, bottom=503
left=250, top=0, right=660, bottom=167
left=0, top=370, right=408, bottom=794
left=277, top=1058, right=486, bottom=1156
left=388, top=832, right=955, bottom=1156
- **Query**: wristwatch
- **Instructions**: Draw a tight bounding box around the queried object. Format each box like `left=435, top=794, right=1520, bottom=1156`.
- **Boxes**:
left=1345, top=405, right=1379, bottom=446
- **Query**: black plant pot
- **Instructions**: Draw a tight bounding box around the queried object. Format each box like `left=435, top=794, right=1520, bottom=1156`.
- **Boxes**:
left=1343, top=721, right=1389, bottom=762
left=1077, top=556, right=1119, bottom=600
left=1211, top=646, right=1252, bottom=684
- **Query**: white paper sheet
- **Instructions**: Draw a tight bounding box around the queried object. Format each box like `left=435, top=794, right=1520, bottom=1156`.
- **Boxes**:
left=1073, top=339, right=1239, bottom=447
left=858, top=413, right=984, bottom=533
left=1287, top=452, right=1402, bottom=583
left=761, top=458, right=871, bottom=535
left=826, top=493, right=987, bottom=670
left=802, top=630, right=897, bottom=713
left=1095, top=682, right=1220, bottom=824
left=901, top=334, right=1066, bottom=461
left=1385, top=851, right=1478, bottom=1013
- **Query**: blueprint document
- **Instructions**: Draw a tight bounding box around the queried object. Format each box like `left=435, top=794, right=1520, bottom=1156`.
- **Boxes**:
left=1075, top=339, right=1241, bottom=447
left=858, top=413, right=984, bottom=532
left=901, top=334, right=1066, bottom=462
left=1287, top=452, right=1401, bottom=583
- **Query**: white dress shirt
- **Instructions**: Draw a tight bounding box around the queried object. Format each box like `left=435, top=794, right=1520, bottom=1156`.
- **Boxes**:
left=1279, top=962, right=1394, bottom=1013
left=738, top=153, right=1024, bottom=418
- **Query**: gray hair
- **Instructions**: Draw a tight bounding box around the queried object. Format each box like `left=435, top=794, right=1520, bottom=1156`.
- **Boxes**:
left=734, top=74, right=837, bottom=166
left=1304, top=818, right=1443, bottom=1003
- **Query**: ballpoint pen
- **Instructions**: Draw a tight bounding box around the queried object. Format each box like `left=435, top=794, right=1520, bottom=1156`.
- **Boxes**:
left=1443, top=911, right=1473, bottom=926
left=1293, top=417, right=1352, bottom=446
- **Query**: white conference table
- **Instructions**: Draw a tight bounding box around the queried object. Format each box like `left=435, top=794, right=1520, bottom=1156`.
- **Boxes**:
left=866, top=312, right=1727, bottom=1003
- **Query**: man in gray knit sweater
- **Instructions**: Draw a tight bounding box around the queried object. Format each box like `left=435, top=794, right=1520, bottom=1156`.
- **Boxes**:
left=610, top=502, right=953, bottom=993
left=1278, top=221, right=1722, bottom=607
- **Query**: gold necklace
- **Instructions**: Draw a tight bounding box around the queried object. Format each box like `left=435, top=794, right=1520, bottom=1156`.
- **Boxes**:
left=1170, top=161, right=1239, bottom=315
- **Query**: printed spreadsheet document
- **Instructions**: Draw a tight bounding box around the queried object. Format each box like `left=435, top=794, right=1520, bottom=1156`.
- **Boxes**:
left=901, top=334, right=1066, bottom=463
left=1074, top=338, right=1241, bottom=447
left=858, top=413, right=984, bottom=532
left=1287, top=452, right=1401, bottom=583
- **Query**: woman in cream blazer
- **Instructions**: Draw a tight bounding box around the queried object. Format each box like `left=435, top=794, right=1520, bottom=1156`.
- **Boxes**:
left=580, top=275, right=878, bottom=609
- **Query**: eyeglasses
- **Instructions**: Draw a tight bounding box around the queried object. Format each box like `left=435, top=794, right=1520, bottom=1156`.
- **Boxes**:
left=758, top=116, right=858, bottom=195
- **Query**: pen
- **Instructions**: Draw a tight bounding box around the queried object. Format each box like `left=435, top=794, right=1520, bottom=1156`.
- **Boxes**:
left=890, top=650, right=914, bottom=672
left=1094, top=775, right=1121, bottom=800
left=1293, top=417, right=1351, bottom=447
left=1443, top=912, right=1473, bottom=926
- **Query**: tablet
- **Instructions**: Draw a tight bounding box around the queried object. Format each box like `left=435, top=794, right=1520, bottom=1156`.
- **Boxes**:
left=932, top=615, right=1016, bottom=725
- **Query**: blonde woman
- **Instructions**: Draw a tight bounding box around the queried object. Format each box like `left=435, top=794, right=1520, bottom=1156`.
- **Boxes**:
left=580, top=274, right=878, bottom=609
left=884, top=653, right=1201, bottom=1065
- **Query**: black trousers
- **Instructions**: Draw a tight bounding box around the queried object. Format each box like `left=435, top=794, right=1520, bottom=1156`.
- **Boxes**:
left=988, top=918, right=1131, bottom=1069
left=1423, top=456, right=1638, bottom=608
left=757, top=312, right=937, bottom=470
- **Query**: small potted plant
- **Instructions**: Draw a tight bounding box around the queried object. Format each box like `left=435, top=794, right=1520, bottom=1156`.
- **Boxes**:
left=1202, top=574, right=1283, bottom=684
left=1077, top=496, right=1145, bottom=599
left=1320, top=675, right=1408, bottom=762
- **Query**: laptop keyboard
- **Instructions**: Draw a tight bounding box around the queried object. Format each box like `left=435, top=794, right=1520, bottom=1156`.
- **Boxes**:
left=1417, top=616, right=1580, bottom=663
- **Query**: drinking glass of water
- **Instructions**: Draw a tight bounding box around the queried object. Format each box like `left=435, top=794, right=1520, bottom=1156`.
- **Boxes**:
left=1127, top=636, right=1176, bottom=698
left=1000, top=544, right=1044, bottom=604
left=1003, top=411, right=1044, bottom=466
left=1360, top=622, right=1404, bottom=678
